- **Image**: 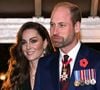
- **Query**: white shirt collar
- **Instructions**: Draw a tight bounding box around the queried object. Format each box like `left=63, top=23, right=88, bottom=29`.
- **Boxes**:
left=68, top=41, right=81, bottom=61
left=59, top=41, right=81, bottom=76
left=59, top=41, right=81, bottom=60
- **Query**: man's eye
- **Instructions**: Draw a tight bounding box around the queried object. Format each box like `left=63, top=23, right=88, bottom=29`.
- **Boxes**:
left=50, top=23, right=54, bottom=27
left=59, top=24, right=66, bottom=27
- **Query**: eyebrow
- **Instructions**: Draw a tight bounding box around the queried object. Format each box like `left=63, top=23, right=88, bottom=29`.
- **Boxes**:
left=22, top=36, right=38, bottom=40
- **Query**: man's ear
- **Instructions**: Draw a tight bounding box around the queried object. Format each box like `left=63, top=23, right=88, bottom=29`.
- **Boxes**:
left=75, top=21, right=81, bottom=33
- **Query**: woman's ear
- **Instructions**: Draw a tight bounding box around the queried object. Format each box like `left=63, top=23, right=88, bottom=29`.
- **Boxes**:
left=43, top=39, right=48, bottom=49
left=75, top=21, right=81, bottom=33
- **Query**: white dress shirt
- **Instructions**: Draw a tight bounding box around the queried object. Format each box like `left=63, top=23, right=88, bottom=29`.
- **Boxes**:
left=59, top=41, right=81, bottom=79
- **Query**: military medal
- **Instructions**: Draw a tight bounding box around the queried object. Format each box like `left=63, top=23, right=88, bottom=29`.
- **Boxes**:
left=74, top=70, right=80, bottom=87
left=90, top=69, right=96, bottom=85
left=61, top=66, right=68, bottom=81
left=80, top=70, right=85, bottom=86
left=74, top=80, right=80, bottom=87
left=88, top=69, right=91, bottom=84
left=60, top=58, right=72, bottom=81
left=90, top=79, right=96, bottom=85
left=84, top=69, right=90, bottom=85
left=74, top=68, right=96, bottom=87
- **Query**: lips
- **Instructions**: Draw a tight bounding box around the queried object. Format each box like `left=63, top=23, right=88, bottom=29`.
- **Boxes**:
left=26, top=51, right=34, bottom=55
left=52, top=35, right=60, bottom=40
left=52, top=35, right=61, bottom=42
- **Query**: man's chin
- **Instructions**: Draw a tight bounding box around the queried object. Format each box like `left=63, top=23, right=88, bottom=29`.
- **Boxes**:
left=53, top=43, right=62, bottom=48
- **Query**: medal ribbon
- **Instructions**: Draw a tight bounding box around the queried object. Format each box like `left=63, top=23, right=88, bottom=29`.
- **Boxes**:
left=91, top=69, right=96, bottom=80
left=62, top=58, right=72, bottom=66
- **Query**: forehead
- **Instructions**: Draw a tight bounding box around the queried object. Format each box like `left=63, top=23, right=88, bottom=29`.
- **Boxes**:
left=51, top=6, right=71, bottom=22
left=22, top=29, right=40, bottom=38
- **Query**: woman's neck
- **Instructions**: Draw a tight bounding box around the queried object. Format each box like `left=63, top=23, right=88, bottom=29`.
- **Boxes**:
left=29, top=59, right=39, bottom=90
left=29, top=59, right=39, bottom=71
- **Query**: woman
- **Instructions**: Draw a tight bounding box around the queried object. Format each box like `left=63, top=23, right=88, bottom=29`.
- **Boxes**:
left=2, top=22, right=54, bottom=90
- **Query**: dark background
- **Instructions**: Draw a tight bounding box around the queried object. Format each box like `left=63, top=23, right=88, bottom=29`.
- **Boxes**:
left=0, top=0, right=100, bottom=18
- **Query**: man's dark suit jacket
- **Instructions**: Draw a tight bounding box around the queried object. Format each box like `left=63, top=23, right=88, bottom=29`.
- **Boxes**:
left=34, top=44, right=100, bottom=90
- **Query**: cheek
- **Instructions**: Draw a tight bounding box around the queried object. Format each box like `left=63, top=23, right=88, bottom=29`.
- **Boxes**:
left=61, top=29, right=73, bottom=40
left=33, top=45, right=44, bottom=58
left=60, top=30, right=69, bottom=37
left=50, top=30, right=53, bottom=36
left=21, top=45, right=26, bottom=54
left=35, top=43, right=44, bottom=51
left=22, top=45, right=25, bottom=51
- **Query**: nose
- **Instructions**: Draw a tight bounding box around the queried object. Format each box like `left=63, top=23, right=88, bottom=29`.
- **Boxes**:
left=26, top=43, right=31, bottom=50
left=52, top=26, right=58, bottom=35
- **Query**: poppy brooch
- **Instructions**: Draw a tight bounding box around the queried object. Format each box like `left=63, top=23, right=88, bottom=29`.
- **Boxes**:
left=80, top=58, right=88, bottom=68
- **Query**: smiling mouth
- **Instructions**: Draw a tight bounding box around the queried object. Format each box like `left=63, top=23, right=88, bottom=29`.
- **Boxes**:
left=27, top=51, right=34, bottom=55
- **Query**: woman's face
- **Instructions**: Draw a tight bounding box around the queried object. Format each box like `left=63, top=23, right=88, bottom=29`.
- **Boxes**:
left=22, top=29, right=47, bottom=61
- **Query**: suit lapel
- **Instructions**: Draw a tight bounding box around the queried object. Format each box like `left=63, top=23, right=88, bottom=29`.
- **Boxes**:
left=50, top=51, right=60, bottom=90
left=49, top=45, right=89, bottom=90
left=69, top=44, right=90, bottom=90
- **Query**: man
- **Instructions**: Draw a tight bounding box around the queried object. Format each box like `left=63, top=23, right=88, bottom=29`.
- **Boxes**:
left=34, top=2, right=100, bottom=90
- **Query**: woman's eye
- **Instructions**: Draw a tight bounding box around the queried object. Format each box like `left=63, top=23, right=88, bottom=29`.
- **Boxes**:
left=21, top=40, right=26, bottom=45
left=31, top=39, right=37, bottom=43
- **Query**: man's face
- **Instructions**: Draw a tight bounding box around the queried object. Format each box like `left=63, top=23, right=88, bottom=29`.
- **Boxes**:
left=50, top=6, right=79, bottom=49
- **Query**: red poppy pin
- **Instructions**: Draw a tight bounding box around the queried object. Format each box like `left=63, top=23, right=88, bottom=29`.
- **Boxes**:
left=80, top=58, right=88, bottom=68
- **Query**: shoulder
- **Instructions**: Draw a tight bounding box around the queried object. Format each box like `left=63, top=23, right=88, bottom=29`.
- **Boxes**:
left=39, top=52, right=57, bottom=63
left=81, top=44, right=100, bottom=56
left=38, top=51, right=59, bottom=67
left=80, top=44, right=100, bottom=65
